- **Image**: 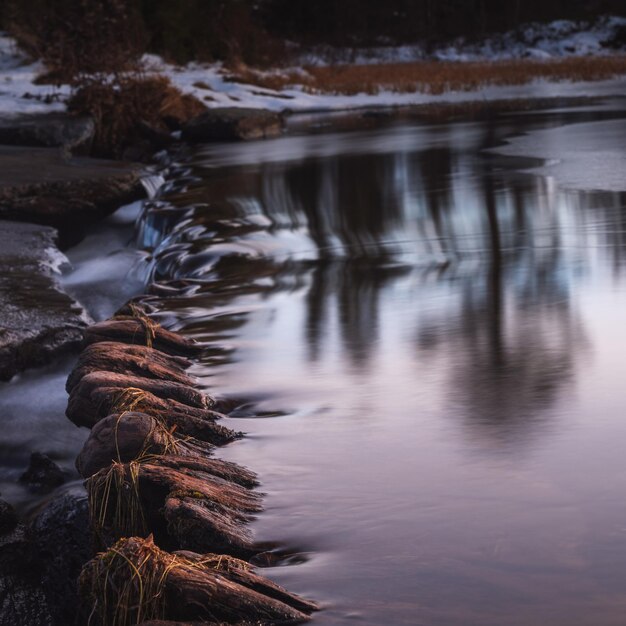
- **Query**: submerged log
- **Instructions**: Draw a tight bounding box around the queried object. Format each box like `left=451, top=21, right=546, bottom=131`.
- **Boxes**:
left=67, top=383, right=238, bottom=445
left=68, top=370, right=212, bottom=410
left=79, top=536, right=317, bottom=626
left=86, top=457, right=261, bottom=556
left=66, top=341, right=195, bottom=393
left=84, top=318, right=203, bottom=357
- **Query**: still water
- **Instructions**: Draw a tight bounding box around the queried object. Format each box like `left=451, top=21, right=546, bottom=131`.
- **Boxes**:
left=140, top=101, right=626, bottom=625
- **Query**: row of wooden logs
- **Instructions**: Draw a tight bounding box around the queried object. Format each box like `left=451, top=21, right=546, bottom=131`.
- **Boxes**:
left=67, top=310, right=318, bottom=625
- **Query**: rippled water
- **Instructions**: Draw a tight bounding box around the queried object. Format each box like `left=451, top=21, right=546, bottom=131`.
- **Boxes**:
left=134, top=101, right=626, bottom=625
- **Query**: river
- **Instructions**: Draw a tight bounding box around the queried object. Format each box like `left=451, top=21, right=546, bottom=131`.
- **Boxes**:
left=7, top=97, right=626, bottom=625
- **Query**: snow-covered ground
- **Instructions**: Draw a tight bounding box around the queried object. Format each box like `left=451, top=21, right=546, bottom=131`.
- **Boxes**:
left=0, top=34, right=69, bottom=116
left=296, top=15, right=626, bottom=65
left=1, top=15, right=626, bottom=117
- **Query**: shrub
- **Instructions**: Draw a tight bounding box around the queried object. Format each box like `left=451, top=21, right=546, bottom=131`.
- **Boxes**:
left=67, top=75, right=206, bottom=158
left=5, top=0, right=143, bottom=81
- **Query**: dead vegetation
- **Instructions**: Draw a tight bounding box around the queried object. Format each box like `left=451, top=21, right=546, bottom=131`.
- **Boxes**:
left=79, top=536, right=317, bottom=626
left=226, top=55, right=626, bottom=96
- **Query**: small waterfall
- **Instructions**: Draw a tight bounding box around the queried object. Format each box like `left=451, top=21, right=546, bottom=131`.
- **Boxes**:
left=140, top=173, right=166, bottom=199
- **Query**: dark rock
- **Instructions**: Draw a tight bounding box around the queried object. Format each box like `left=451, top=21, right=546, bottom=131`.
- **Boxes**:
left=182, top=107, right=283, bottom=142
left=19, top=453, right=66, bottom=493
left=0, top=522, right=52, bottom=626
left=32, top=489, right=91, bottom=626
left=0, top=501, right=17, bottom=535
left=0, top=113, right=95, bottom=154
left=0, top=145, right=146, bottom=241
left=0, top=221, right=92, bottom=381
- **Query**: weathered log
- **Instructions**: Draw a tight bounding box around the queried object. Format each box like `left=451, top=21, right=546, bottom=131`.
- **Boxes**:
left=87, top=457, right=261, bottom=556
left=69, top=370, right=212, bottom=410
left=66, top=341, right=195, bottom=393
left=79, top=536, right=316, bottom=626
left=84, top=318, right=203, bottom=357
left=67, top=384, right=238, bottom=445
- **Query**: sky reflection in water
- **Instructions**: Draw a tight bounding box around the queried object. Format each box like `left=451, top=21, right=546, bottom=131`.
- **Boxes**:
left=140, top=105, right=626, bottom=625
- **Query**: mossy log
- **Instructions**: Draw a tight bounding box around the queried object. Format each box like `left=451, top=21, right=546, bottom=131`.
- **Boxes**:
left=79, top=536, right=317, bottom=626
left=87, top=456, right=261, bottom=556
left=76, top=412, right=211, bottom=478
left=66, top=381, right=238, bottom=445
left=66, top=341, right=195, bottom=393
left=84, top=318, right=203, bottom=357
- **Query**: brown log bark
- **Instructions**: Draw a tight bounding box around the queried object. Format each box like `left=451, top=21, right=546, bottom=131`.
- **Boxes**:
left=79, top=536, right=317, bottom=626
left=87, top=458, right=261, bottom=556
left=69, top=370, right=212, bottom=410
left=76, top=412, right=217, bottom=478
left=66, top=341, right=195, bottom=393
left=84, top=318, right=203, bottom=357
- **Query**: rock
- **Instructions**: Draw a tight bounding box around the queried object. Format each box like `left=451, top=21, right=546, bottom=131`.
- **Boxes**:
left=182, top=108, right=283, bottom=142
left=0, top=221, right=91, bottom=381
left=31, top=489, right=91, bottom=626
left=66, top=341, right=195, bottom=393
left=66, top=382, right=239, bottom=446
left=0, top=501, right=17, bottom=535
left=19, top=453, right=66, bottom=493
left=0, top=113, right=95, bottom=154
left=76, top=412, right=217, bottom=478
left=0, top=146, right=145, bottom=242
left=0, top=522, right=52, bottom=626
left=79, top=536, right=317, bottom=626
left=86, top=456, right=261, bottom=556
left=83, top=317, right=204, bottom=357
left=70, top=370, right=212, bottom=410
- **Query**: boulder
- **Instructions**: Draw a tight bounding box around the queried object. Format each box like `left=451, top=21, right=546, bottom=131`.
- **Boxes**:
left=0, top=113, right=95, bottom=154
left=182, top=108, right=283, bottom=142
left=0, top=146, right=146, bottom=242
left=32, top=489, right=91, bottom=626
left=0, top=221, right=91, bottom=381
left=0, top=522, right=52, bottom=626
left=65, top=341, right=194, bottom=393
left=86, top=456, right=261, bottom=556
left=19, top=452, right=66, bottom=493
left=76, top=412, right=216, bottom=478
left=79, top=536, right=317, bottom=625
left=83, top=317, right=203, bottom=358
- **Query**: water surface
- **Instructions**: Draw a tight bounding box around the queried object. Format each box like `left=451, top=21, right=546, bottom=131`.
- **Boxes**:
left=140, top=100, right=626, bottom=625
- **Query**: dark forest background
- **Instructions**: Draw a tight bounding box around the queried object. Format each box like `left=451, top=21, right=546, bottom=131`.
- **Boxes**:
left=1, top=0, right=625, bottom=67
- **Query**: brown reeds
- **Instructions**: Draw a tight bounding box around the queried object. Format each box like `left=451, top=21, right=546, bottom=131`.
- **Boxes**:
left=226, top=55, right=626, bottom=96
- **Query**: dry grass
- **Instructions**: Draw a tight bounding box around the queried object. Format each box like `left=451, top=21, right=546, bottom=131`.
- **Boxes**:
left=80, top=535, right=254, bottom=626
left=226, top=55, right=626, bottom=96
left=67, top=75, right=206, bottom=157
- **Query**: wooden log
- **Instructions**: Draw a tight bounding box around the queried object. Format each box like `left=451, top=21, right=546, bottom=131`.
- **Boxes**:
left=86, top=457, right=261, bottom=556
left=69, top=370, right=212, bottom=410
left=79, top=536, right=317, bottom=626
left=84, top=318, right=203, bottom=357
left=66, top=341, right=195, bottom=393
left=76, top=412, right=212, bottom=478
left=66, top=384, right=238, bottom=446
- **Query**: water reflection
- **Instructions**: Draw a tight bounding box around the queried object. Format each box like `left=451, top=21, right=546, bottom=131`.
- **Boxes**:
left=139, top=107, right=626, bottom=625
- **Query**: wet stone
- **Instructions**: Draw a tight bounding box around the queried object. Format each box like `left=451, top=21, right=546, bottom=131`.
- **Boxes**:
left=0, top=221, right=91, bottom=381
left=19, top=453, right=66, bottom=493
left=0, top=145, right=145, bottom=241
left=0, top=113, right=95, bottom=153
left=181, top=107, right=284, bottom=142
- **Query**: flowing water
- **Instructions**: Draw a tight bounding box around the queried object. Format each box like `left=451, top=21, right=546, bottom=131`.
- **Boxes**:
left=4, top=98, right=626, bottom=624
left=136, top=99, right=626, bottom=626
